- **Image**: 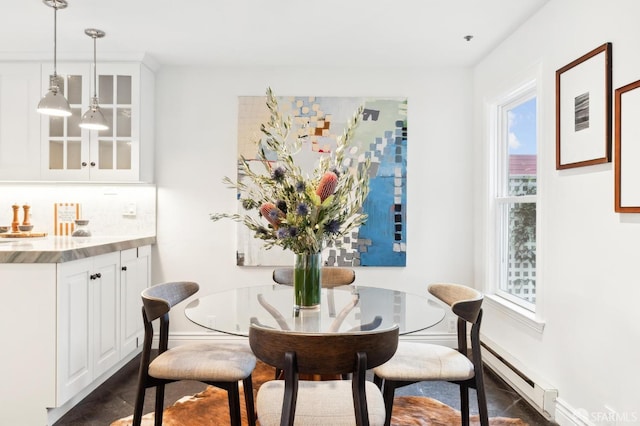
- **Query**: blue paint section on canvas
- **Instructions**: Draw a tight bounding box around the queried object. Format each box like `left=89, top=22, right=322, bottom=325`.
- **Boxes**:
left=358, top=109, right=407, bottom=266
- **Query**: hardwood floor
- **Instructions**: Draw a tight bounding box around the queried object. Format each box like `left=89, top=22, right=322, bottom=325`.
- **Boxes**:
left=54, top=353, right=557, bottom=425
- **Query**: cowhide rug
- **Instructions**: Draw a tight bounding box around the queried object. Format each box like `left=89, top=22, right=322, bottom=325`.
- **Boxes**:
left=112, top=361, right=527, bottom=426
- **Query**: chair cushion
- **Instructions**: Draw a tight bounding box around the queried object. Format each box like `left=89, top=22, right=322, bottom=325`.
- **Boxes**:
left=257, top=379, right=386, bottom=426
left=149, top=342, right=256, bottom=382
left=373, top=342, right=475, bottom=381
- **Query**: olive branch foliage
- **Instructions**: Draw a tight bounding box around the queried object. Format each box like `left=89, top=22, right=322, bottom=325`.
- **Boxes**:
left=210, top=88, right=370, bottom=254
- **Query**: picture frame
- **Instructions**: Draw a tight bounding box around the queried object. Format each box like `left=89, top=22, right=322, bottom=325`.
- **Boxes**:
left=556, top=42, right=612, bottom=169
left=614, top=79, right=640, bottom=212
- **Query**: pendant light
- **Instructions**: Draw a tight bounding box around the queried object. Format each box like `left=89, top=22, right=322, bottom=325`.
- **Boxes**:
left=37, top=0, right=72, bottom=117
left=79, top=28, right=108, bottom=131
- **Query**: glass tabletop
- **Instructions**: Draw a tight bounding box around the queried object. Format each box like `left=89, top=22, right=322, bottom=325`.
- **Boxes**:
left=184, top=284, right=445, bottom=336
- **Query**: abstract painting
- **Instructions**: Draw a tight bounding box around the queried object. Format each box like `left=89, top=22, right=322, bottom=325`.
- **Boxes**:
left=236, top=95, right=407, bottom=267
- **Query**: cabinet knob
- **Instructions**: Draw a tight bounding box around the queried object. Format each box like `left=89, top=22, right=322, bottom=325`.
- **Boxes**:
left=90, top=274, right=96, bottom=280
left=90, top=162, right=96, bottom=167
left=96, top=272, right=102, bottom=278
left=82, top=162, right=88, bottom=167
left=121, top=266, right=127, bottom=271
left=90, top=272, right=102, bottom=280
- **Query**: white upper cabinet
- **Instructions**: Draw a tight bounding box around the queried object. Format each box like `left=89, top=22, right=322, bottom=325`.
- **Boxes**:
left=0, top=63, right=42, bottom=180
left=33, top=61, right=154, bottom=182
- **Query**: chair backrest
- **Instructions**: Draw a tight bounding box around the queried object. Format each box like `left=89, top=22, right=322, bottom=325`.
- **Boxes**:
left=141, top=281, right=199, bottom=322
left=249, top=324, right=399, bottom=376
left=251, top=324, right=398, bottom=426
left=272, top=267, right=356, bottom=288
left=428, top=283, right=483, bottom=324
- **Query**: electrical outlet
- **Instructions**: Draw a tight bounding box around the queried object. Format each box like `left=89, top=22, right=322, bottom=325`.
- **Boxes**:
left=123, top=203, right=137, bottom=216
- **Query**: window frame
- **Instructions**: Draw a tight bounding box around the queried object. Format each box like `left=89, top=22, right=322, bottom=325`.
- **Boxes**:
left=490, top=78, right=539, bottom=313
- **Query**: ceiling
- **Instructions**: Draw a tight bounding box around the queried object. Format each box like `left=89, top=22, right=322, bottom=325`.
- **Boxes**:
left=1, top=0, right=549, bottom=68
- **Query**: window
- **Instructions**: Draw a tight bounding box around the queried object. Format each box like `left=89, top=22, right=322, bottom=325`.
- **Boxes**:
left=493, top=81, right=537, bottom=311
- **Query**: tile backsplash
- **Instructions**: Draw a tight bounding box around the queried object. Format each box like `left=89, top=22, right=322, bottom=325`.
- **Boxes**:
left=0, top=183, right=156, bottom=236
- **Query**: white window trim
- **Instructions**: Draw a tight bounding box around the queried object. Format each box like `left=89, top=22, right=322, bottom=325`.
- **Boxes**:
left=485, top=294, right=545, bottom=334
left=487, top=74, right=542, bottom=322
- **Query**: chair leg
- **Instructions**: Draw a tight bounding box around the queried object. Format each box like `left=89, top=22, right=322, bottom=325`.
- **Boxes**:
left=382, top=380, right=396, bottom=426
left=243, top=375, right=257, bottom=426
left=460, top=384, right=469, bottom=426
left=475, top=372, right=490, bottom=426
left=227, top=381, right=242, bottom=426
left=132, top=384, right=146, bottom=426
left=154, top=383, right=166, bottom=426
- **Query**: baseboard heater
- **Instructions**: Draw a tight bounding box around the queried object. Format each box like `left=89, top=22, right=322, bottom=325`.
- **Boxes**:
left=480, top=341, right=558, bottom=420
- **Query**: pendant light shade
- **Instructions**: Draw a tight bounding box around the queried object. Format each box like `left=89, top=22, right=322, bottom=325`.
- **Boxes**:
left=37, top=0, right=72, bottom=117
left=80, top=28, right=108, bottom=131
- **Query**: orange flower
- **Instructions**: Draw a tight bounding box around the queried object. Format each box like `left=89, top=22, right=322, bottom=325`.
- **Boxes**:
left=316, top=172, right=338, bottom=202
left=259, top=202, right=284, bottom=228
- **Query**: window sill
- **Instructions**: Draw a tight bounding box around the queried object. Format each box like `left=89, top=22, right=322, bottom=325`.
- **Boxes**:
left=484, top=294, right=545, bottom=334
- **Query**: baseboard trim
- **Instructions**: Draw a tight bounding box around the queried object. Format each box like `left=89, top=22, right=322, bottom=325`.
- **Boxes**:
left=554, top=398, right=591, bottom=426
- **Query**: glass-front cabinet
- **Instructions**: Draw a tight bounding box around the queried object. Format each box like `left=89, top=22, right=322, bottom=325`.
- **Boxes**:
left=41, top=62, right=150, bottom=182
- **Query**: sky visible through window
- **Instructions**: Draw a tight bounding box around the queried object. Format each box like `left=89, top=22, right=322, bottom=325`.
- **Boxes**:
left=508, top=97, right=537, bottom=155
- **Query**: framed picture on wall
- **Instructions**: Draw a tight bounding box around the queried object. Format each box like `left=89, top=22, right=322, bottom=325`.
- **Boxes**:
left=615, top=79, right=640, bottom=212
left=556, top=42, right=612, bottom=169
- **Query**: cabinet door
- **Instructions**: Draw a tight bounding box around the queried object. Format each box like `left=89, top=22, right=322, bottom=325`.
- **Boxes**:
left=57, top=257, right=93, bottom=405
left=89, top=63, right=140, bottom=181
left=57, top=252, right=120, bottom=404
left=92, top=252, right=120, bottom=377
left=0, top=63, right=42, bottom=180
left=120, top=245, right=150, bottom=356
left=40, top=63, right=91, bottom=180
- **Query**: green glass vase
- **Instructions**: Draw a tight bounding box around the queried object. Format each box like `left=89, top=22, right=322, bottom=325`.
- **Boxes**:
left=294, top=252, right=322, bottom=309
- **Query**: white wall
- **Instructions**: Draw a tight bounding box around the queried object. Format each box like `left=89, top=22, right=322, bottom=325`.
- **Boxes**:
left=153, top=66, right=474, bottom=332
left=474, top=0, right=640, bottom=422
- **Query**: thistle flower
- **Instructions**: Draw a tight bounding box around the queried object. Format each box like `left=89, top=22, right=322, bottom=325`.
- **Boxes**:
left=324, top=219, right=341, bottom=235
left=276, top=200, right=288, bottom=214
left=296, top=203, right=309, bottom=216
left=295, top=181, right=306, bottom=192
left=271, top=166, right=285, bottom=182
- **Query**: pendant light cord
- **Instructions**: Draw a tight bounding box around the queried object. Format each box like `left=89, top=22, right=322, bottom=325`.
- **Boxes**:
left=93, top=34, right=97, bottom=99
left=52, top=4, right=58, bottom=78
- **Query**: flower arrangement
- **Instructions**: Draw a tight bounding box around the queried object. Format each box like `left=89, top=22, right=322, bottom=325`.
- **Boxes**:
left=210, top=88, right=370, bottom=255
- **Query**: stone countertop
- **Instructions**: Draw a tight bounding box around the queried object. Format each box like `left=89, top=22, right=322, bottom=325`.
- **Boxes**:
left=0, top=235, right=156, bottom=263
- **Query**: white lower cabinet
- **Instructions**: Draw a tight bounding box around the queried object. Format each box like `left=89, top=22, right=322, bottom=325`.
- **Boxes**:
left=57, top=252, right=120, bottom=405
left=120, top=245, right=151, bottom=355
left=56, top=245, right=151, bottom=407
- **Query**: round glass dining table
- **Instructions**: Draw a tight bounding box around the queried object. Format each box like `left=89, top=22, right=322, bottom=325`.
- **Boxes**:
left=184, top=284, right=445, bottom=336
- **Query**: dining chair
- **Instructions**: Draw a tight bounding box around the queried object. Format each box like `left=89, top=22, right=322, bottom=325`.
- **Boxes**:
left=272, top=266, right=356, bottom=288
left=372, top=283, right=489, bottom=426
left=133, top=281, right=257, bottom=426
left=249, top=323, right=399, bottom=426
